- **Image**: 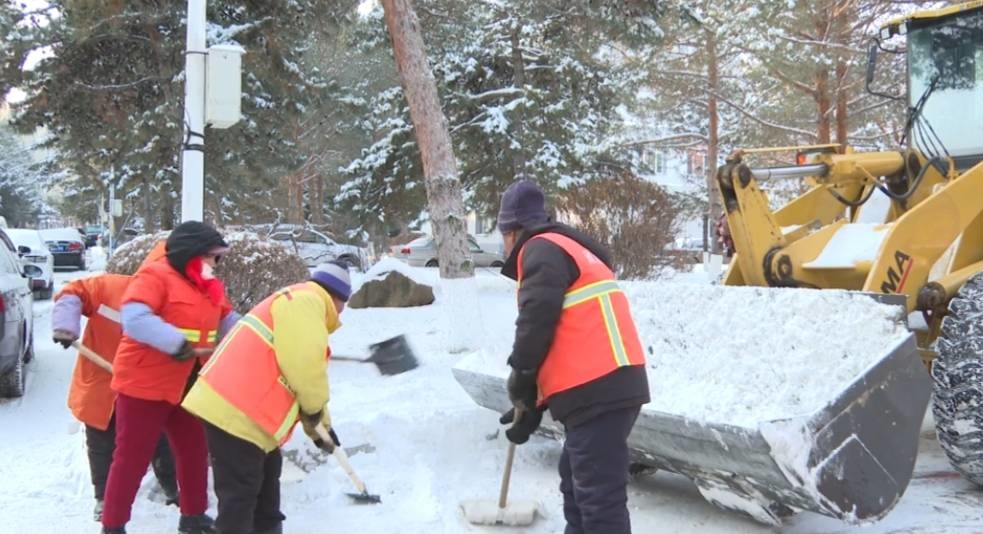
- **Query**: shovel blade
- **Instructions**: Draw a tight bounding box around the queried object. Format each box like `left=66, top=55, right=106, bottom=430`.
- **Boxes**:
left=347, top=491, right=382, bottom=504
left=367, top=335, right=419, bottom=375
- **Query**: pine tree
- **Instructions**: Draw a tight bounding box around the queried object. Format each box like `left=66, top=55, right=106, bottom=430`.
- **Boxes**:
left=2, top=1, right=340, bottom=230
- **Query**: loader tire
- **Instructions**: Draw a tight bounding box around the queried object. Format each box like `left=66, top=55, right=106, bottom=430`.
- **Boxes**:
left=932, top=272, right=983, bottom=487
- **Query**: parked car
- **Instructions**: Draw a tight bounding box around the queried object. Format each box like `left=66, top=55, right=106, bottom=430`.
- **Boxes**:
left=40, top=227, right=86, bottom=270
left=268, top=228, right=367, bottom=270
left=81, top=225, right=104, bottom=247
left=394, top=235, right=505, bottom=268
left=0, top=228, right=35, bottom=398
left=5, top=229, right=55, bottom=300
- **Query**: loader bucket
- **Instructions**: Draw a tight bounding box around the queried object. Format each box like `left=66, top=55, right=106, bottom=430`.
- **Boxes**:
left=452, top=333, right=930, bottom=525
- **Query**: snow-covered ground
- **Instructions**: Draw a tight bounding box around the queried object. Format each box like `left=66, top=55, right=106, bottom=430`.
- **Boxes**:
left=1, top=263, right=981, bottom=533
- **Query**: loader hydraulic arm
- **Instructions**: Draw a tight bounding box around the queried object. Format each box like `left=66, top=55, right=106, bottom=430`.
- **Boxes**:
left=717, top=149, right=906, bottom=288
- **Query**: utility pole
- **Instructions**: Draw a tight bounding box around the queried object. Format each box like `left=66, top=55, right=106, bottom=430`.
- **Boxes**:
left=181, top=0, right=207, bottom=222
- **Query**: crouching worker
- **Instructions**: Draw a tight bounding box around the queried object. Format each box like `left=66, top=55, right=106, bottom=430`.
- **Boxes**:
left=183, top=261, right=352, bottom=534
left=52, top=271, right=179, bottom=521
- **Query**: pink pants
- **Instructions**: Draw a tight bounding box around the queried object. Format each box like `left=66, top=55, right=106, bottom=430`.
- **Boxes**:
left=101, top=394, right=209, bottom=528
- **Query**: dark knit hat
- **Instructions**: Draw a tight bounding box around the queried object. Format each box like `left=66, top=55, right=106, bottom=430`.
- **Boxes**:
left=497, top=180, right=548, bottom=233
left=311, top=260, right=352, bottom=302
left=165, top=221, right=229, bottom=274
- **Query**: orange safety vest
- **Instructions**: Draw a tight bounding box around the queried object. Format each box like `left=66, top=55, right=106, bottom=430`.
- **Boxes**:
left=59, top=274, right=131, bottom=430
left=112, top=259, right=228, bottom=405
left=197, top=283, right=315, bottom=446
left=517, top=232, right=646, bottom=402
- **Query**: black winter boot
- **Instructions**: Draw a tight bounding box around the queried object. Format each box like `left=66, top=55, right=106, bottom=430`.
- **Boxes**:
left=102, top=527, right=125, bottom=534
left=177, top=513, right=216, bottom=534
left=160, top=481, right=179, bottom=507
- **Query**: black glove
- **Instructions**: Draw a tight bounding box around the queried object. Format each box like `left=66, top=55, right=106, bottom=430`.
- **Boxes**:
left=499, top=407, right=544, bottom=445
left=507, top=368, right=538, bottom=412
left=313, top=428, right=341, bottom=453
left=52, top=329, right=78, bottom=349
left=172, top=340, right=195, bottom=361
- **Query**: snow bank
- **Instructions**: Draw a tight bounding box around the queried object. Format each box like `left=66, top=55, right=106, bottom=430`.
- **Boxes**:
left=459, top=282, right=909, bottom=427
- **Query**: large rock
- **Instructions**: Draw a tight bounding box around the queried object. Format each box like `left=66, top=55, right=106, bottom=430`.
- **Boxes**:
left=349, top=270, right=434, bottom=308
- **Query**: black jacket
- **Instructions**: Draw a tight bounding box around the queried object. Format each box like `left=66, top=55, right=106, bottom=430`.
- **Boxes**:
left=501, top=222, right=650, bottom=428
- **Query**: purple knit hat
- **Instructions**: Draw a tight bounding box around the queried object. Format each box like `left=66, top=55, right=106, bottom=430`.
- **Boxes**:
left=311, top=260, right=352, bottom=302
left=497, top=180, right=548, bottom=233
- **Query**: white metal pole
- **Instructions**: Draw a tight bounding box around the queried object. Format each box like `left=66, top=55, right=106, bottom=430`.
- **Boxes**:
left=181, top=0, right=207, bottom=222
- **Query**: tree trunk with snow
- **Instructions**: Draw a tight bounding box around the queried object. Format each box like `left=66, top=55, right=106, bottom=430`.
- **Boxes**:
left=382, top=0, right=480, bottom=352
left=382, top=0, right=473, bottom=281
left=705, top=28, right=723, bottom=255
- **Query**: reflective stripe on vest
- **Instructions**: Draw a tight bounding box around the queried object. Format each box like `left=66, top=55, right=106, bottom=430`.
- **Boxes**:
left=199, top=284, right=313, bottom=445
left=177, top=328, right=218, bottom=345
left=518, top=233, right=645, bottom=401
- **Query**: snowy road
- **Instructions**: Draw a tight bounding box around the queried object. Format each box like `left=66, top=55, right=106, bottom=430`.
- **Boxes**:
left=0, top=265, right=981, bottom=533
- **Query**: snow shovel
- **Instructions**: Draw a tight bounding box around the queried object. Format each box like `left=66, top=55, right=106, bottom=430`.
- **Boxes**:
left=460, top=410, right=538, bottom=526
left=314, top=424, right=381, bottom=504
left=331, top=335, right=418, bottom=376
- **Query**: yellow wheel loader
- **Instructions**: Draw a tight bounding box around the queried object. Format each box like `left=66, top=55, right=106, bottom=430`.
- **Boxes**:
left=706, top=0, right=983, bottom=523
left=453, top=1, right=983, bottom=526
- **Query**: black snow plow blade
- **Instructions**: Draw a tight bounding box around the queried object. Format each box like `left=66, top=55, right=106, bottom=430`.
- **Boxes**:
left=452, top=334, right=930, bottom=525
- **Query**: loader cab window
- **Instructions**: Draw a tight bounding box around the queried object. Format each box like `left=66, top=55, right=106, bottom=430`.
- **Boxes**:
left=908, top=8, right=983, bottom=161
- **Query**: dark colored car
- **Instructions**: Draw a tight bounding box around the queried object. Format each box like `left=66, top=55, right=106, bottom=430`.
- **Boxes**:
left=81, top=225, right=103, bottom=247
left=0, top=228, right=35, bottom=398
left=41, top=227, right=87, bottom=270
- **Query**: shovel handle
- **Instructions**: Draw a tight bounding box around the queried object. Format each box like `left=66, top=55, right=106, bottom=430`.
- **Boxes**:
left=329, top=355, right=369, bottom=363
left=498, top=408, right=523, bottom=509
left=315, top=424, right=368, bottom=494
left=72, top=341, right=113, bottom=374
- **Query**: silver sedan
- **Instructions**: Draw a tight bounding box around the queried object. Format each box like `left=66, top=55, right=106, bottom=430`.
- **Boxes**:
left=394, top=235, right=504, bottom=268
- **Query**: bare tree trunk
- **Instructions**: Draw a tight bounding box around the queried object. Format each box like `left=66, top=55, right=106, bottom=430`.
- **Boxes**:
left=705, top=29, right=722, bottom=254
left=834, top=0, right=851, bottom=145
left=382, top=0, right=472, bottom=280
left=312, top=173, right=324, bottom=224
left=509, top=23, right=527, bottom=181
left=815, top=69, right=831, bottom=143
left=143, top=176, right=156, bottom=231
left=284, top=172, right=304, bottom=224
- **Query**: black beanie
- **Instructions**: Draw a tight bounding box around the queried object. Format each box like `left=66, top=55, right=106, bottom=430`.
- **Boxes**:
left=165, top=221, right=228, bottom=275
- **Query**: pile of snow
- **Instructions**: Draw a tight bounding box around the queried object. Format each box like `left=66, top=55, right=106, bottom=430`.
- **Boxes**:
left=460, top=282, right=910, bottom=427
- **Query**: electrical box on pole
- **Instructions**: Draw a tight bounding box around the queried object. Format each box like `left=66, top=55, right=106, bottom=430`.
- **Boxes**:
left=205, top=44, right=245, bottom=129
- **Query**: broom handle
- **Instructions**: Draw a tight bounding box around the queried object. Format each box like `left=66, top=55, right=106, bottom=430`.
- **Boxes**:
left=498, top=407, right=523, bottom=509
left=315, top=423, right=368, bottom=494
left=72, top=341, right=113, bottom=374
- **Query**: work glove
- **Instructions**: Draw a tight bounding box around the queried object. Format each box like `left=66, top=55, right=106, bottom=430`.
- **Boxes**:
left=506, top=367, right=538, bottom=412
left=172, top=340, right=195, bottom=361
left=313, top=428, right=341, bottom=454
left=499, top=407, right=544, bottom=445
left=300, top=409, right=336, bottom=452
left=52, top=329, right=78, bottom=349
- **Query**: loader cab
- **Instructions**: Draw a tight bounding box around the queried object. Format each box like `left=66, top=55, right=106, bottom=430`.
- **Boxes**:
left=907, top=5, right=983, bottom=169
left=876, top=3, right=983, bottom=171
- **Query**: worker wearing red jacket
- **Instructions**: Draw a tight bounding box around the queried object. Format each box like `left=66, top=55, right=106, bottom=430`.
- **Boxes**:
left=100, top=221, right=238, bottom=534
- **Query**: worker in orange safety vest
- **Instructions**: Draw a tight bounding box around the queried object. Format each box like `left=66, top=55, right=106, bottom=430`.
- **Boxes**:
left=182, top=260, right=351, bottom=534
left=495, top=180, right=650, bottom=534
left=51, top=245, right=179, bottom=522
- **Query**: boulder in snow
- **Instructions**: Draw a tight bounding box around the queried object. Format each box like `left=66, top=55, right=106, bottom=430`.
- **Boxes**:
left=349, top=270, right=435, bottom=308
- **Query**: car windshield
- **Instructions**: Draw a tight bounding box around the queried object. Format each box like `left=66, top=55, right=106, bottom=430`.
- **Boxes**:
left=6, top=229, right=44, bottom=249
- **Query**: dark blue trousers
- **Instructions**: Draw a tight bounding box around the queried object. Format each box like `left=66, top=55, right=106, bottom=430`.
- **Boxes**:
left=559, top=406, right=640, bottom=534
